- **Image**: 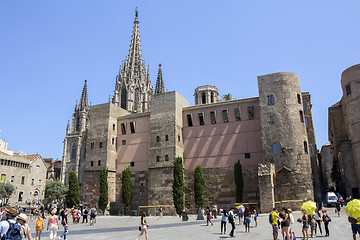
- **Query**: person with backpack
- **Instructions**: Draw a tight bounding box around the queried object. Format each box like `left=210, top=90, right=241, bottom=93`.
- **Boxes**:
left=59, top=208, right=69, bottom=240
left=0, top=207, right=22, bottom=240
left=89, top=207, right=97, bottom=226
left=82, top=207, right=88, bottom=224
left=47, top=210, right=59, bottom=240
left=35, top=213, right=43, bottom=240
left=228, top=208, right=236, bottom=237
left=16, top=213, right=32, bottom=240
left=270, top=208, right=279, bottom=240
left=322, top=209, right=331, bottom=237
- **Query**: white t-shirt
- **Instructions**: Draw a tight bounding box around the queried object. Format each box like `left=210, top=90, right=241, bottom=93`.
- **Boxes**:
left=0, top=219, right=16, bottom=238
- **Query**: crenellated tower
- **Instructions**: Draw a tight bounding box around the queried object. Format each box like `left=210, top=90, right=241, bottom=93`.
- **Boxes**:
left=112, top=10, right=153, bottom=113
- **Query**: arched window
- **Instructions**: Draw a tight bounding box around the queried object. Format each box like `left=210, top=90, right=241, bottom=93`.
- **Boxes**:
left=202, top=92, right=206, bottom=104
left=98, top=160, right=101, bottom=166
left=36, top=165, right=40, bottom=173
left=18, top=192, right=23, bottom=202
left=71, top=144, right=77, bottom=160
left=211, top=92, right=214, bottom=103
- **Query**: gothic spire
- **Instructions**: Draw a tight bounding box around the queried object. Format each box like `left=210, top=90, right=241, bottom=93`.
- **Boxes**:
left=79, top=80, right=88, bottom=111
left=155, top=64, right=165, bottom=94
left=127, top=9, right=142, bottom=74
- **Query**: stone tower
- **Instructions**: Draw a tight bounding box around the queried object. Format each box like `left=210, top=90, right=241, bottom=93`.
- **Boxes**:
left=61, top=80, right=89, bottom=185
left=257, top=73, right=314, bottom=209
left=194, top=85, right=219, bottom=105
left=112, top=10, right=153, bottom=113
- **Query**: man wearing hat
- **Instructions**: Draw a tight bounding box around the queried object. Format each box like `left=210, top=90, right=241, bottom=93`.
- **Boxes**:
left=0, top=207, right=21, bottom=238
left=16, top=213, right=32, bottom=239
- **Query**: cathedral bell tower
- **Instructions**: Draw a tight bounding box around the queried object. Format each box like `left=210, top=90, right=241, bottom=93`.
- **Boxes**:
left=112, top=10, right=153, bottom=113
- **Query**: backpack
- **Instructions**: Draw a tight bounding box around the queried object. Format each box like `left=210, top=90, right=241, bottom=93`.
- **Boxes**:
left=348, top=217, right=358, bottom=224
left=324, top=214, right=331, bottom=222
left=228, top=213, right=234, bottom=223
left=3, top=220, right=22, bottom=240
left=84, top=209, right=88, bottom=215
left=35, top=218, right=43, bottom=230
left=269, top=212, right=273, bottom=224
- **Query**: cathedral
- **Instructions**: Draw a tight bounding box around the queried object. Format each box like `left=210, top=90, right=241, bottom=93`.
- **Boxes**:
left=61, top=11, right=319, bottom=214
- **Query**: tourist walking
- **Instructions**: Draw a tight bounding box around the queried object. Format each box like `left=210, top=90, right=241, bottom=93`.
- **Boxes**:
left=16, top=213, right=32, bottom=240
left=288, top=208, right=295, bottom=240
left=59, top=208, right=69, bottom=240
left=220, top=209, right=227, bottom=235
left=253, top=207, right=258, bottom=227
left=35, top=213, right=44, bottom=240
left=270, top=208, right=280, bottom=240
left=244, top=207, right=251, bottom=232
left=314, top=208, right=322, bottom=236
left=0, top=208, right=22, bottom=239
left=228, top=208, right=236, bottom=237
left=350, top=217, right=360, bottom=240
left=136, top=212, right=149, bottom=240
left=206, top=206, right=213, bottom=226
left=322, top=209, right=331, bottom=237
left=47, top=210, right=59, bottom=240
left=300, top=209, right=309, bottom=240
left=90, top=206, right=97, bottom=226
left=279, top=208, right=290, bottom=240
left=158, top=206, right=163, bottom=219
left=335, top=200, right=341, bottom=217
left=238, top=204, right=245, bottom=225
left=309, top=213, right=316, bottom=238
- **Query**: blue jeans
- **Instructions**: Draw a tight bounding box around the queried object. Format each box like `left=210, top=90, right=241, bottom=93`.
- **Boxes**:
left=60, top=225, right=68, bottom=239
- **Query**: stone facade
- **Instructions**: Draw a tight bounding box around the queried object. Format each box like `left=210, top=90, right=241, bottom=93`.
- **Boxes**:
left=326, top=64, right=360, bottom=198
left=61, top=12, right=318, bottom=214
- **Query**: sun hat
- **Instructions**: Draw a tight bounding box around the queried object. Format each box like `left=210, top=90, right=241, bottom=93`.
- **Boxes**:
left=5, top=208, right=17, bottom=216
left=16, top=213, right=28, bottom=222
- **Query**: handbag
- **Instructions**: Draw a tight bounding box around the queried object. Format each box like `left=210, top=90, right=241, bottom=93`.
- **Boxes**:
left=138, top=226, right=141, bottom=231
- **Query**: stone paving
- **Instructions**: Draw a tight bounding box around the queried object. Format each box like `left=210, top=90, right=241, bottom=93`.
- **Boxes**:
left=28, top=208, right=354, bottom=239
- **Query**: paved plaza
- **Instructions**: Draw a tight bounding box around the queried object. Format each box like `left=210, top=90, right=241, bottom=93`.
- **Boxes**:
left=28, top=208, right=354, bottom=239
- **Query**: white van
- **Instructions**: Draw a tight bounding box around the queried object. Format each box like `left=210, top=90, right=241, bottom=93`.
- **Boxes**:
left=326, top=192, right=338, bottom=206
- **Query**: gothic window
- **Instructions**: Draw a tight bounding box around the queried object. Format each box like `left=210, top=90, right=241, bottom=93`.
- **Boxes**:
left=130, top=122, right=136, bottom=134
left=165, top=155, right=169, bottom=161
left=211, top=92, right=214, bottom=103
left=270, top=116, right=275, bottom=124
left=346, top=84, right=351, bottom=95
left=121, top=123, right=127, bottom=135
left=121, top=88, right=127, bottom=110
left=299, top=111, right=304, bottom=123
left=71, top=144, right=77, bottom=160
left=235, top=107, right=241, bottom=121
left=222, top=109, right=229, bottom=123
left=187, top=114, right=193, bottom=127
left=267, top=95, right=274, bottom=105
left=297, top=94, right=302, bottom=104
left=272, top=143, right=279, bottom=154
left=304, top=141, right=308, bottom=153
left=134, top=88, right=139, bottom=112
left=248, top=106, right=254, bottom=120
left=202, top=92, right=206, bottom=104
left=198, top=112, right=205, bottom=125
left=210, top=111, right=216, bottom=124
left=76, top=117, right=80, bottom=132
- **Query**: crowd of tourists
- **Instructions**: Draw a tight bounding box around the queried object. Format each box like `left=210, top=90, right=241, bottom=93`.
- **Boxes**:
left=0, top=205, right=97, bottom=239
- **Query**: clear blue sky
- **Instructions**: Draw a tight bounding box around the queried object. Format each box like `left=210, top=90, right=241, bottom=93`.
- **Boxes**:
left=1, top=1, right=359, bottom=159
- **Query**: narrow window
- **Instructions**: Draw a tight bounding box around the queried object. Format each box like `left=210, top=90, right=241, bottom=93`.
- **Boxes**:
left=18, top=192, right=23, bottom=202
left=112, top=138, right=115, bottom=145
left=304, top=141, right=308, bottom=153
left=309, top=146, right=313, bottom=157
left=202, top=92, right=206, bottom=104
left=71, top=144, right=77, bottom=159
left=297, top=94, right=302, bottom=104
left=222, top=109, right=229, bottom=123
left=1, top=174, right=5, bottom=182
left=248, top=106, right=254, bottom=120
left=121, top=123, right=127, bottom=135
left=98, top=160, right=101, bottom=166
left=270, top=116, right=274, bottom=124
left=36, top=165, right=40, bottom=173
left=11, top=176, right=14, bottom=182
left=91, top=161, right=94, bottom=167
left=130, top=122, right=136, bottom=134
left=346, top=84, right=351, bottom=95
left=178, top=135, right=181, bottom=142
left=90, top=142, right=94, bottom=149
left=21, top=176, right=25, bottom=184
left=113, top=124, right=116, bottom=131
left=210, top=111, right=216, bottom=124
left=99, top=142, right=103, bottom=148
left=267, top=95, right=274, bottom=105
left=299, top=111, right=304, bottom=123
left=235, top=107, right=241, bottom=121
left=130, top=162, right=135, bottom=167
left=38, top=179, right=41, bottom=186
left=156, top=136, right=160, bottom=142
left=245, top=153, right=251, bottom=159
left=156, top=156, right=160, bottom=162
left=165, top=135, right=169, bottom=141
left=165, top=155, right=169, bottom=161
left=198, top=112, right=205, bottom=125
left=187, top=114, right=193, bottom=127
left=303, top=102, right=306, bottom=110
left=272, top=143, right=279, bottom=154
left=31, top=179, right=34, bottom=185
left=122, top=140, right=126, bottom=145
left=305, top=117, right=309, bottom=128
left=211, top=92, right=214, bottom=103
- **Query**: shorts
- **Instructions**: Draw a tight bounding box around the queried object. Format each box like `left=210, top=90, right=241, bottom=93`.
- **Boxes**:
left=239, top=213, right=244, bottom=218
left=272, top=225, right=279, bottom=233
left=141, top=224, right=147, bottom=230
left=352, top=224, right=360, bottom=235
left=289, top=223, right=294, bottom=229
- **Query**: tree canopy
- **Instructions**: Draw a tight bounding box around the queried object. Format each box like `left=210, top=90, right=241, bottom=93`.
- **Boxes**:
left=43, top=180, right=67, bottom=206
left=0, top=182, right=14, bottom=204
left=67, top=171, right=80, bottom=207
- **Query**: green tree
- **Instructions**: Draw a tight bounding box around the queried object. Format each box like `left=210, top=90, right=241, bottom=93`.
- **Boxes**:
left=67, top=171, right=80, bottom=207
left=194, top=165, right=205, bottom=210
left=220, top=93, right=234, bottom=101
left=173, top=157, right=185, bottom=216
left=43, top=180, right=67, bottom=206
left=234, top=160, right=244, bottom=203
left=98, top=167, right=108, bottom=213
left=0, top=182, right=15, bottom=204
left=122, top=167, right=131, bottom=214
